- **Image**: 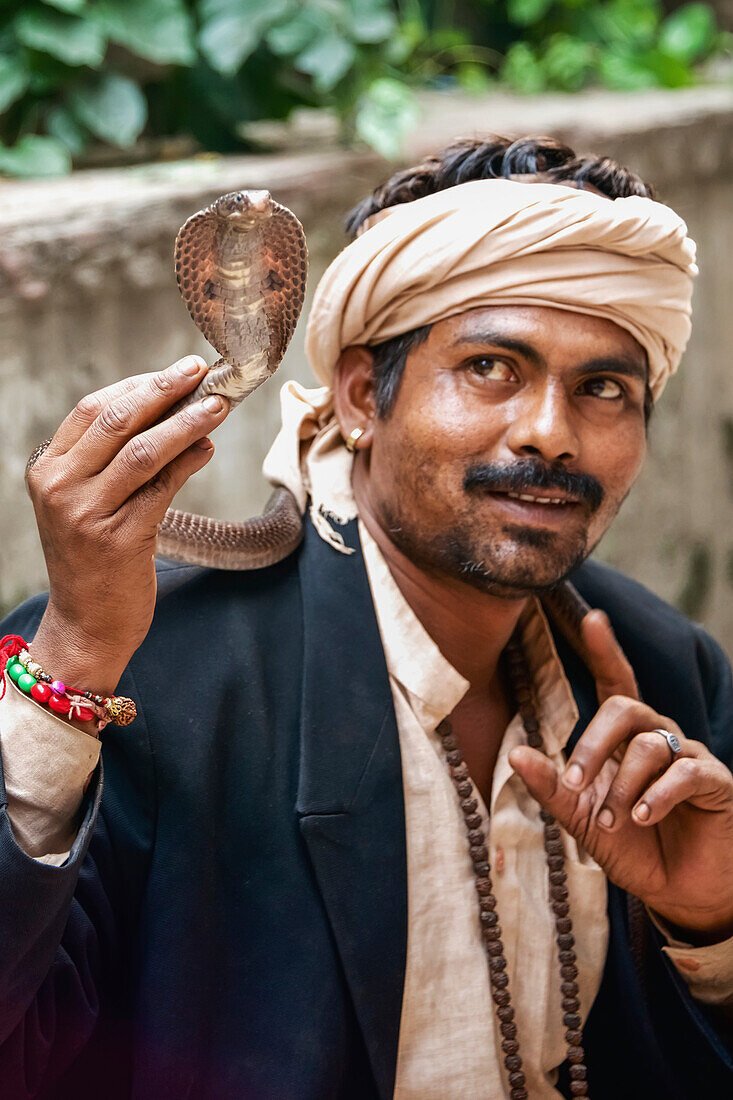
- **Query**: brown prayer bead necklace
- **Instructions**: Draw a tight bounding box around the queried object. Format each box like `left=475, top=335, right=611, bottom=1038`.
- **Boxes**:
left=436, top=630, right=589, bottom=1099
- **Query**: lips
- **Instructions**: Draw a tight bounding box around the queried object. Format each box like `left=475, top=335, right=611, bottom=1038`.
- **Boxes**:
left=483, top=489, right=583, bottom=524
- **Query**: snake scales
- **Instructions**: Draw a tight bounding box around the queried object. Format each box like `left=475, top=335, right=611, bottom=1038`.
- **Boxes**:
left=27, top=188, right=591, bottom=646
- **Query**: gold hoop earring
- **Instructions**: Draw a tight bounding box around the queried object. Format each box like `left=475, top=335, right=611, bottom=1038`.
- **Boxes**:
left=345, top=427, right=364, bottom=453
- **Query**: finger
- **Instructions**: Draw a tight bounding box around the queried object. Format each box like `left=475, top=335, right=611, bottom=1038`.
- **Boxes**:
left=41, top=356, right=206, bottom=461
left=592, top=731, right=675, bottom=832
left=632, top=757, right=730, bottom=826
left=64, top=357, right=210, bottom=477
left=100, top=395, right=229, bottom=510
left=509, top=745, right=580, bottom=826
left=561, top=696, right=681, bottom=792
left=129, top=436, right=216, bottom=525
left=580, top=610, right=639, bottom=704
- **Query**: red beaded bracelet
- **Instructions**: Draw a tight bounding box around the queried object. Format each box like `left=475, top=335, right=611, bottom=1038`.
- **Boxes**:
left=0, top=634, right=137, bottom=731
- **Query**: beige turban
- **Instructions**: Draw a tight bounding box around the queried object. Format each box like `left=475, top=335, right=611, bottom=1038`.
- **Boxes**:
left=305, top=179, right=697, bottom=400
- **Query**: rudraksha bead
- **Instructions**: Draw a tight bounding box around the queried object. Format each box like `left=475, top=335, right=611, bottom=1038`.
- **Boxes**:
left=570, top=1065, right=587, bottom=1081
left=437, top=632, right=588, bottom=1097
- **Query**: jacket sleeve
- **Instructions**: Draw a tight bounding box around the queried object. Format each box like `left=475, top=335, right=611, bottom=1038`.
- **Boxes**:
left=0, top=594, right=153, bottom=1098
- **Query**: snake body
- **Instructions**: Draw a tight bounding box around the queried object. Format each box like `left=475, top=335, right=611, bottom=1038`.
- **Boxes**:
left=156, top=189, right=308, bottom=569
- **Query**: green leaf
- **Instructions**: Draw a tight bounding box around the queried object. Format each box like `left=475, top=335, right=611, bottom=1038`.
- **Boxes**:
left=40, top=0, right=87, bottom=12
left=501, top=41, right=547, bottom=93
left=199, top=0, right=291, bottom=74
left=659, top=3, right=716, bottom=63
left=456, top=63, right=493, bottom=93
left=46, top=103, right=88, bottom=154
left=0, top=54, right=30, bottom=113
left=355, top=77, right=418, bottom=159
left=598, top=48, right=660, bottom=89
left=346, top=0, right=396, bottom=44
left=295, top=33, right=356, bottom=91
left=14, top=9, right=106, bottom=68
left=266, top=8, right=323, bottom=56
left=542, top=33, right=594, bottom=90
left=68, top=73, right=147, bottom=147
left=0, top=134, right=71, bottom=177
left=507, top=0, right=555, bottom=26
left=92, top=0, right=195, bottom=66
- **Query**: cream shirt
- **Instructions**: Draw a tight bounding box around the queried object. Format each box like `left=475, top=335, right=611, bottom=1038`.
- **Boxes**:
left=1, top=520, right=732, bottom=1100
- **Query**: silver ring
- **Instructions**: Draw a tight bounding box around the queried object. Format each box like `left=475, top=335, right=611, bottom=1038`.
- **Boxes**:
left=651, top=728, right=682, bottom=759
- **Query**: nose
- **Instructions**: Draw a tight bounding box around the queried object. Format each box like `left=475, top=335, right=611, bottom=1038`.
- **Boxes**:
left=505, top=381, right=579, bottom=464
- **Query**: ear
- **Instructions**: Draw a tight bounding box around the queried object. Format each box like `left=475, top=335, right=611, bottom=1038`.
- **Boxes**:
left=333, top=346, right=376, bottom=451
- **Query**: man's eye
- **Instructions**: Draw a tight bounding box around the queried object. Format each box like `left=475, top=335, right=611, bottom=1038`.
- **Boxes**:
left=468, top=357, right=514, bottom=381
left=582, top=377, right=623, bottom=400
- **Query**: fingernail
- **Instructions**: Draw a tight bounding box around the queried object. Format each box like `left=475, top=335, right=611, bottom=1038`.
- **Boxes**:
left=563, top=764, right=584, bottom=789
left=178, top=357, right=202, bottom=376
left=598, top=807, right=614, bottom=829
left=633, top=802, right=650, bottom=822
left=196, top=437, right=214, bottom=451
left=202, top=395, right=224, bottom=412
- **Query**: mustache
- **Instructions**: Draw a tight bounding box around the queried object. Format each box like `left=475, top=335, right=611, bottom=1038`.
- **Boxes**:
left=463, top=458, right=605, bottom=513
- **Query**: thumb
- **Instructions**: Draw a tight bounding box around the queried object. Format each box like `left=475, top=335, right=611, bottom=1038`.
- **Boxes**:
left=580, top=609, right=639, bottom=704
left=508, top=746, right=579, bottom=828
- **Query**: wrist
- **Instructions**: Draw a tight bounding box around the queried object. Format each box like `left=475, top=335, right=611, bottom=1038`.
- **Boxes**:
left=31, top=609, right=131, bottom=697
left=650, top=904, right=733, bottom=947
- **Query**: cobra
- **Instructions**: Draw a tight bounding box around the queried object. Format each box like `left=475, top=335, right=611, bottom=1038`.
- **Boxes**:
left=26, top=188, right=591, bottom=643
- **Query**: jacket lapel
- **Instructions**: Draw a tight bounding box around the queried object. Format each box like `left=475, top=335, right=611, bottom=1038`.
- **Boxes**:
left=295, top=518, right=408, bottom=1099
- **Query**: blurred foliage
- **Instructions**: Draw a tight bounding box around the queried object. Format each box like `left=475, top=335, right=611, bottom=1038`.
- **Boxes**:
left=0, top=0, right=728, bottom=175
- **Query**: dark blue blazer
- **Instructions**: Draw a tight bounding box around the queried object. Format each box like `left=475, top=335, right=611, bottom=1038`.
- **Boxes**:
left=0, top=517, right=731, bottom=1099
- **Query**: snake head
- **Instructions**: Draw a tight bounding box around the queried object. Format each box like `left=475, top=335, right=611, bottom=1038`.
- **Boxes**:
left=212, top=190, right=273, bottom=226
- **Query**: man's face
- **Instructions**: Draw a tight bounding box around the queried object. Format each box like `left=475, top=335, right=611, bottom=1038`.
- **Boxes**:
left=347, top=305, right=649, bottom=597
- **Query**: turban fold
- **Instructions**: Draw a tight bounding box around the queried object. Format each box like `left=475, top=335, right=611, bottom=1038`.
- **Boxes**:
left=305, top=179, right=697, bottom=400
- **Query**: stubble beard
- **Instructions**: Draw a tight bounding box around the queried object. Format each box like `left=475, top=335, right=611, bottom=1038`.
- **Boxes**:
left=382, top=504, right=598, bottom=599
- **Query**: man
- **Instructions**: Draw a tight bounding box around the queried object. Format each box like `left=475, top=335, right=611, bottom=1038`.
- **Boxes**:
left=0, top=136, right=732, bottom=1099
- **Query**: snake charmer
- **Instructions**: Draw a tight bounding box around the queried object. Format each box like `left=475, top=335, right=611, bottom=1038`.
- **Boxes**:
left=0, top=135, right=732, bottom=1099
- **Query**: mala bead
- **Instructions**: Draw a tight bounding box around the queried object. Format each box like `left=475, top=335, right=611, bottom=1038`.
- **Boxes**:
left=51, top=679, right=66, bottom=695
left=570, top=1065, right=588, bottom=1081
left=437, top=633, right=589, bottom=1098
left=17, top=672, right=37, bottom=693
left=48, top=693, right=71, bottom=715
left=7, top=661, right=25, bottom=683
left=30, top=682, right=52, bottom=704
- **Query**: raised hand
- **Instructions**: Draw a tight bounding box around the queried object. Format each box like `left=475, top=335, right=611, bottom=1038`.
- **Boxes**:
left=509, top=609, right=733, bottom=941
left=25, top=356, right=230, bottom=695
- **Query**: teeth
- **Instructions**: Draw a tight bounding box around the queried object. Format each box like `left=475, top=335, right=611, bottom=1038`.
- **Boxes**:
left=506, top=491, right=567, bottom=505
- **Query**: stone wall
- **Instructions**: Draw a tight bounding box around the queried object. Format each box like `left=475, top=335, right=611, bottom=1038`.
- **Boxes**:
left=1, top=86, right=732, bottom=655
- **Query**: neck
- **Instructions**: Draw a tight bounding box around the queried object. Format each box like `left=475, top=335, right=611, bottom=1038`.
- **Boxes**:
left=354, top=481, right=527, bottom=689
